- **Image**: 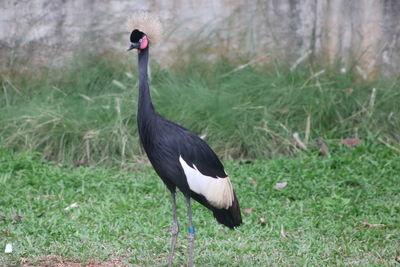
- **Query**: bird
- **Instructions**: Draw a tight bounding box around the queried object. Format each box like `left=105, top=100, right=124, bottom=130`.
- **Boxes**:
left=126, top=12, right=242, bottom=267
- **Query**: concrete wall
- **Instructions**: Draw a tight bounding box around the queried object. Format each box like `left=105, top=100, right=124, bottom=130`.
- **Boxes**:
left=1, top=0, right=399, bottom=77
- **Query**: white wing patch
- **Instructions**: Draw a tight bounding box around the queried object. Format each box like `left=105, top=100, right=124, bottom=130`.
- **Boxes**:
left=179, top=155, right=234, bottom=209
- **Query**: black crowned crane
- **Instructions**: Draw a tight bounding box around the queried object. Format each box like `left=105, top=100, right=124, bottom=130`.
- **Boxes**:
left=127, top=12, right=242, bottom=267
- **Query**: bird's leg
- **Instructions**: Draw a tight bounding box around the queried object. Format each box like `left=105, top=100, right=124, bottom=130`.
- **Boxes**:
left=185, top=196, right=195, bottom=267
left=168, top=191, right=179, bottom=267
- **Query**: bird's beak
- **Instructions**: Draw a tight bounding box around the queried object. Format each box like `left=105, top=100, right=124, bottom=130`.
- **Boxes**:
left=127, top=42, right=140, bottom=51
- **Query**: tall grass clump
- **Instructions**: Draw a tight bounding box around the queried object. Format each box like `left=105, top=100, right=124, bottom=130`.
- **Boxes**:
left=1, top=50, right=399, bottom=166
left=153, top=59, right=400, bottom=158
left=1, top=53, right=140, bottom=167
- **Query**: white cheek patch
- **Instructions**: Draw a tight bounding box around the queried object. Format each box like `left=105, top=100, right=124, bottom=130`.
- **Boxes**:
left=179, top=156, right=234, bottom=209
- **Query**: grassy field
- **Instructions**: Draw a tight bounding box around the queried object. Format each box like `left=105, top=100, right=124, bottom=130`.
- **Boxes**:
left=1, top=49, right=400, bottom=266
left=1, top=54, right=399, bottom=166
left=1, top=142, right=399, bottom=266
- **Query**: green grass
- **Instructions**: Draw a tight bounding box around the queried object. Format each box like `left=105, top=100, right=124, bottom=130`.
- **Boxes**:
left=1, top=143, right=399, bottom=266
left=1, top=53, right=399, bottom=166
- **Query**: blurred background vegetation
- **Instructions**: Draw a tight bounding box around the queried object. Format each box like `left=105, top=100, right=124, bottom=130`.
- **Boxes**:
left=1, top=0, right=399, bottom=167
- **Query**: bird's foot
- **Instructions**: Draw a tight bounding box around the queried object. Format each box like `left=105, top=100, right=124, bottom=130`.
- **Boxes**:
left=168, top=222, right=179, bottom=267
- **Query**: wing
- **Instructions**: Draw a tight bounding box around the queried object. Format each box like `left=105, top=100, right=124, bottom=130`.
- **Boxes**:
left=149, top=116, right=227, bottom=179
left=178, top=129, right=227, bottom=178
left=175, top=128, right=237, bottom=209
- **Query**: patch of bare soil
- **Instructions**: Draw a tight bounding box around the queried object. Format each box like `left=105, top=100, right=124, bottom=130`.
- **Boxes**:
left=20, top=255, right=128, bottom=267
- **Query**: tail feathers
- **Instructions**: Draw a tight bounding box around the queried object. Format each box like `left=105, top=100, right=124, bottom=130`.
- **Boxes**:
left=212, top=190, right=242, bottom=229
left=190, top=190, right=242, bottom=229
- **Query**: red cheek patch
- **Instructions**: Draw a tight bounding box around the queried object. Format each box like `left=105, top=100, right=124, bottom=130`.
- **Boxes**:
left=140, top=36, right=149, bottom=49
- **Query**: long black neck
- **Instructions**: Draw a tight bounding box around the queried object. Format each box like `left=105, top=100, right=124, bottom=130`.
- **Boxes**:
left=137, top=47, right=155, bottom=115
left=137, top=46, right=158, bottom=148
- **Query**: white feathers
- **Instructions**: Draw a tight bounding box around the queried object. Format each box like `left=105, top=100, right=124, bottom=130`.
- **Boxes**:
left=127, top=12, right=163, bottom=45
left=179, top=156, right=234, bottom=209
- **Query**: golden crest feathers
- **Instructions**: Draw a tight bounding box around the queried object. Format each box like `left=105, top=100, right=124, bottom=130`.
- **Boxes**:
left=128, top=12, right=163, bottom=45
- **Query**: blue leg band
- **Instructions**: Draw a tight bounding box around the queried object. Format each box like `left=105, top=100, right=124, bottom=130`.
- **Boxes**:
left=188, top=227, right=195, bottom=233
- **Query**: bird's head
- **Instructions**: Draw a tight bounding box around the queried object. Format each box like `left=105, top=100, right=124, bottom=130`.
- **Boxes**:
left=127, top=29, right=148, bottom=52
left=127, top=12, right=162, bottom=53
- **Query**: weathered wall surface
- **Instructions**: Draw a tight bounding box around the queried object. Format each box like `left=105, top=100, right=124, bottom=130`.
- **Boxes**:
left=1, top=0, right=399, bottom=77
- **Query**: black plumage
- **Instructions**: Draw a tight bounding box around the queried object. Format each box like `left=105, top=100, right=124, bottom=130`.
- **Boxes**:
left=129, top=28, right=242, bottom=267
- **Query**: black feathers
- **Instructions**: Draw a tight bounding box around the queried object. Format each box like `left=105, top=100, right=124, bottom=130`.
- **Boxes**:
left=130, top=29, right=144, bottom=42
left=190, top=190, right=242, bottom=229
left=135, top=45, right=242, bottom=228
